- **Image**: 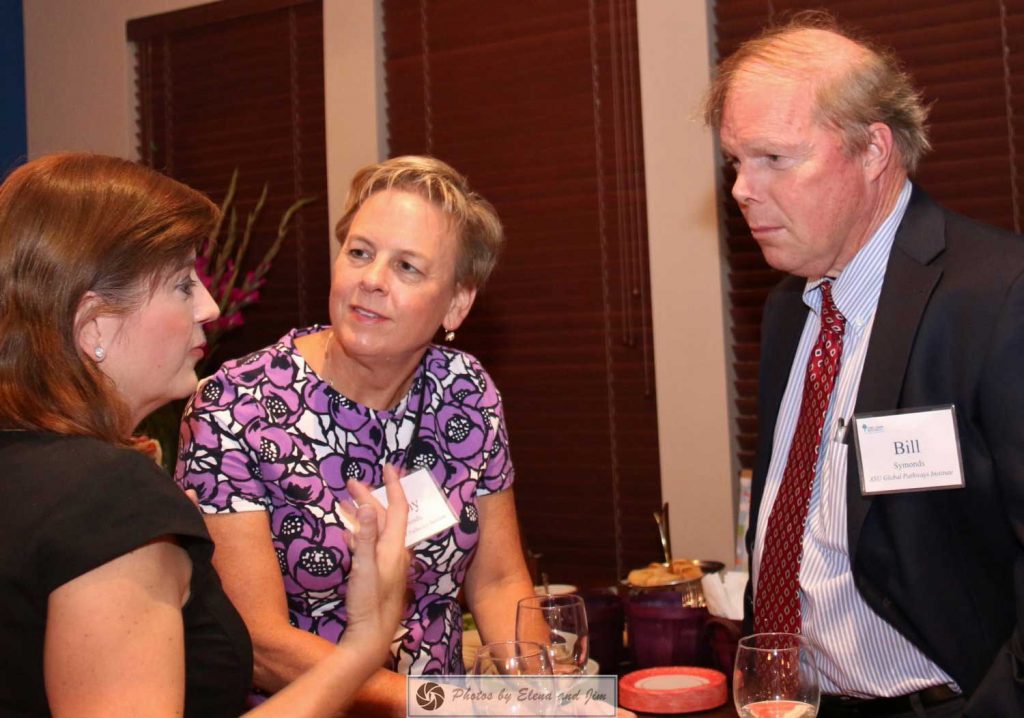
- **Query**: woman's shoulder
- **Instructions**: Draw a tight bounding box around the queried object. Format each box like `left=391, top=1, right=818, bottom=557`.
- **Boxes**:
left=426, top=344, right=495, bottom=383
left=190, top=326, right=321, bottom=412
left=423, top=345, right=505, bottom=409
left=1, top=431, right=161, bottom=485
left=0, top=432, right=210, bottom=594
left=208, top=326, right=313, bottom=383
left=1, top=432, right=197, bottom=520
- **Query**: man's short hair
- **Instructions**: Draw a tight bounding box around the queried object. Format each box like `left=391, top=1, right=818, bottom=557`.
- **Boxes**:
left=704, top=10, right=931, bottom=173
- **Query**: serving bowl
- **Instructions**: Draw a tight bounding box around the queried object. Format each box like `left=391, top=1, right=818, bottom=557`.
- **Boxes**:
left=620, top=560, right=726, bottom=608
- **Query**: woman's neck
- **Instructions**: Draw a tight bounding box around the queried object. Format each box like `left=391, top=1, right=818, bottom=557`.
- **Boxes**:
left=316, top=330, right=423, bottom=411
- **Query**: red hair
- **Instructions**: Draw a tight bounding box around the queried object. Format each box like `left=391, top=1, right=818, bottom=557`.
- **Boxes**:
left=0, top=153, right=217, bottom=441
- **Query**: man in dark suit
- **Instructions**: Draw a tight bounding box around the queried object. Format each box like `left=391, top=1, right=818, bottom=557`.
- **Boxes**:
left=705, top=13, right=1024, bottom=717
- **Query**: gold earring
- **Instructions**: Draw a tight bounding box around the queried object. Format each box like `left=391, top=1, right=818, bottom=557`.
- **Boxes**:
left=444, top=329, right=456, bottom=342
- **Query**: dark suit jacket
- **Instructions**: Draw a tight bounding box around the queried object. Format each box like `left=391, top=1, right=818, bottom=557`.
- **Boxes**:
left=746, top=186, right=1024, bottom=715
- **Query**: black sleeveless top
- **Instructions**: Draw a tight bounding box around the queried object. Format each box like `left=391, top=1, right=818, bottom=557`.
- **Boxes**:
left=0, top=432, right=252, bottom=717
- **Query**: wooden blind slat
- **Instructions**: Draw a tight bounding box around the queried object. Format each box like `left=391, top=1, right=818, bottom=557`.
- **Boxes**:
left=127, top=0, right=316, bottom=39
left=133, top=0, right=329, bottom=371
left=384, top=0, right=661, bottom=584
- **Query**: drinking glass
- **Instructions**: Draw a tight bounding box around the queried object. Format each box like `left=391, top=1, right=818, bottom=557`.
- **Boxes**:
left=516, top=593, right=589, bottom=675
left=733, top=632, right=820, bottom=718
left=470, top=640, right=554, bottom=676
left=470, top=641, right=554, bottom=717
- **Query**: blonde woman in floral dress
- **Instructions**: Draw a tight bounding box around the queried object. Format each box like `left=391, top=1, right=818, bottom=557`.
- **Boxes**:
left=176, top=156, right=535, bottom=715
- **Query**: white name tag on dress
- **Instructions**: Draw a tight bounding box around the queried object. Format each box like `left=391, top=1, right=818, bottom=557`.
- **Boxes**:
left=852, top=405, right=965, bottom=495
left=341, top=468, right=458, bottom=548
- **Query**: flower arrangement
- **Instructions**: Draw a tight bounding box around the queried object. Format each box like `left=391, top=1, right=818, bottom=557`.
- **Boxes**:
left=198, top=169, right=316, bottom=362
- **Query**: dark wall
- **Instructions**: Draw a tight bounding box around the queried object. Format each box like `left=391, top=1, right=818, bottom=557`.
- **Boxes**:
left=0, top=0, right=27, bottom=176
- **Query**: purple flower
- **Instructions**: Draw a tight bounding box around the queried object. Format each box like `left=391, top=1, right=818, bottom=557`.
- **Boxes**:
left=303, top=381, right=371, bottom=434
left=244, top=422, right=294, bottom=463
left=194, top=376, right=238, bottom=410
left=447, top=375, right=484, bottom=406
left=263, top=384, right=302, bottom=424
left=280, top=468, right=326, bottom=505
left=424, top=351, right=452, bottom=383
left=311, top=613, right=346, bottom=644
left=177, top=470, right=218, bottom=503
left=227, top=395, right=265, bottom=428
left=287, top=536, right=344, bottom=592
left=229, top=350, right=297, bottom=389
left=435, top=405, right=486, bottom=460
left=319, top=450, right=378, bottom=491
left=271, top=505, right=317, bottom=541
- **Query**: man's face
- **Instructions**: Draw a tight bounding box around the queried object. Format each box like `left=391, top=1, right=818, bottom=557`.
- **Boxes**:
left=719, top=72, right=876, bottom=279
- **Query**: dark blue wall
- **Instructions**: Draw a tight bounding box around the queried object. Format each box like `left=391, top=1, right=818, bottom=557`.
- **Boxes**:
left=1, top=0, right=27, bottom=177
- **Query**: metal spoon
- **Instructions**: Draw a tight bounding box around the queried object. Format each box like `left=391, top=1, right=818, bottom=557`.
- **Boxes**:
left=653, top=502, right=672, bottom=564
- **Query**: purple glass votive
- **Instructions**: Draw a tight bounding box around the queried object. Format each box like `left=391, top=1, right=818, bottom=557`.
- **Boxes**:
left=626, top=591, right=709, bottom=668
left=703, top=616, right=742, bottom=679
left=578, top=588, right=625, bottom=674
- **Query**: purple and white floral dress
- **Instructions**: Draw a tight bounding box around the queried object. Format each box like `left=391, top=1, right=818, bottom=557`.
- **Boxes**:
left=175, top=325, right=514, bottom=674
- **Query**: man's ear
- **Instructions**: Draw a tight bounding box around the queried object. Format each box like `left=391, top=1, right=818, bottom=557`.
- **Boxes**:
left=863, top=122, right=895, bottom=180
left=442, top=284, right=478, bottom=333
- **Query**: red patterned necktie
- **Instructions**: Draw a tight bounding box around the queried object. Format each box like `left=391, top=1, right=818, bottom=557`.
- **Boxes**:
left=755, top=280, right=846, bottom=634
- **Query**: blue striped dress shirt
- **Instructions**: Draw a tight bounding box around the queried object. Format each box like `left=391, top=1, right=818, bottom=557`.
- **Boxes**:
left=752, top=180, right=958, bottom=697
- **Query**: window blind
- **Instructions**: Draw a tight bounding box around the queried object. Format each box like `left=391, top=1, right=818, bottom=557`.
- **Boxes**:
left=384, top=0, right=662, bottom=583
left=129, top=0, right=329, bottom=369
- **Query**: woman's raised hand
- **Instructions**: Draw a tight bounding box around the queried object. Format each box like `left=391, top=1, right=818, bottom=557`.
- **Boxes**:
left=342, top=465, right=411, bottom=663
left=243, top=467, right=410, bottom=717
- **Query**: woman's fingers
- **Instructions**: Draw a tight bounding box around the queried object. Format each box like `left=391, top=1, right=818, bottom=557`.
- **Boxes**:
left=342, top=466, right=411, bottom=663
left=352, top=504, right=380, bottom=548
left=345, top=464, right=410, bottom=540
left=380, top=465, right=409, bottom=544
left=345, top=478, right=386, bottom=533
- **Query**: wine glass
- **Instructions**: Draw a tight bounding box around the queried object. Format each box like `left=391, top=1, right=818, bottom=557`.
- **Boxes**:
left=469, top=641, right=554, bottom=716
left=733, top=632, right=820, bottom=717
left=516, top=593, right=589, bottom=675
left=470, top=640, right=554, bottom=676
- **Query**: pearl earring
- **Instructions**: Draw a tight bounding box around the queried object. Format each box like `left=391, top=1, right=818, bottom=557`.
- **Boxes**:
left=93, top=346, right=106, bottom=361
left=444, top=329, right=456, bottom=342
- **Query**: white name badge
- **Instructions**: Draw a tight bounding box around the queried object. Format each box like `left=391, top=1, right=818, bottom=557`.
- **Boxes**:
left=341, top=468, right=458, bottom=548
left=852, top=405, right=965, bottom=495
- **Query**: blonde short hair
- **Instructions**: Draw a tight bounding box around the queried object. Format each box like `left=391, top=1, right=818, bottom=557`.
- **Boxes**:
left=335, top=156, right=504, bottom=289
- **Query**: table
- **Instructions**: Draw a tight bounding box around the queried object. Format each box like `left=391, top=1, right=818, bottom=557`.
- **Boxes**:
left=634, top=703, right=737, bottom=717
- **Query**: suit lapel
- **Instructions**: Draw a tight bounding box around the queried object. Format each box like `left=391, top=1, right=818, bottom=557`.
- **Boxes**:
left=846, top=187, right=945, bottom=562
